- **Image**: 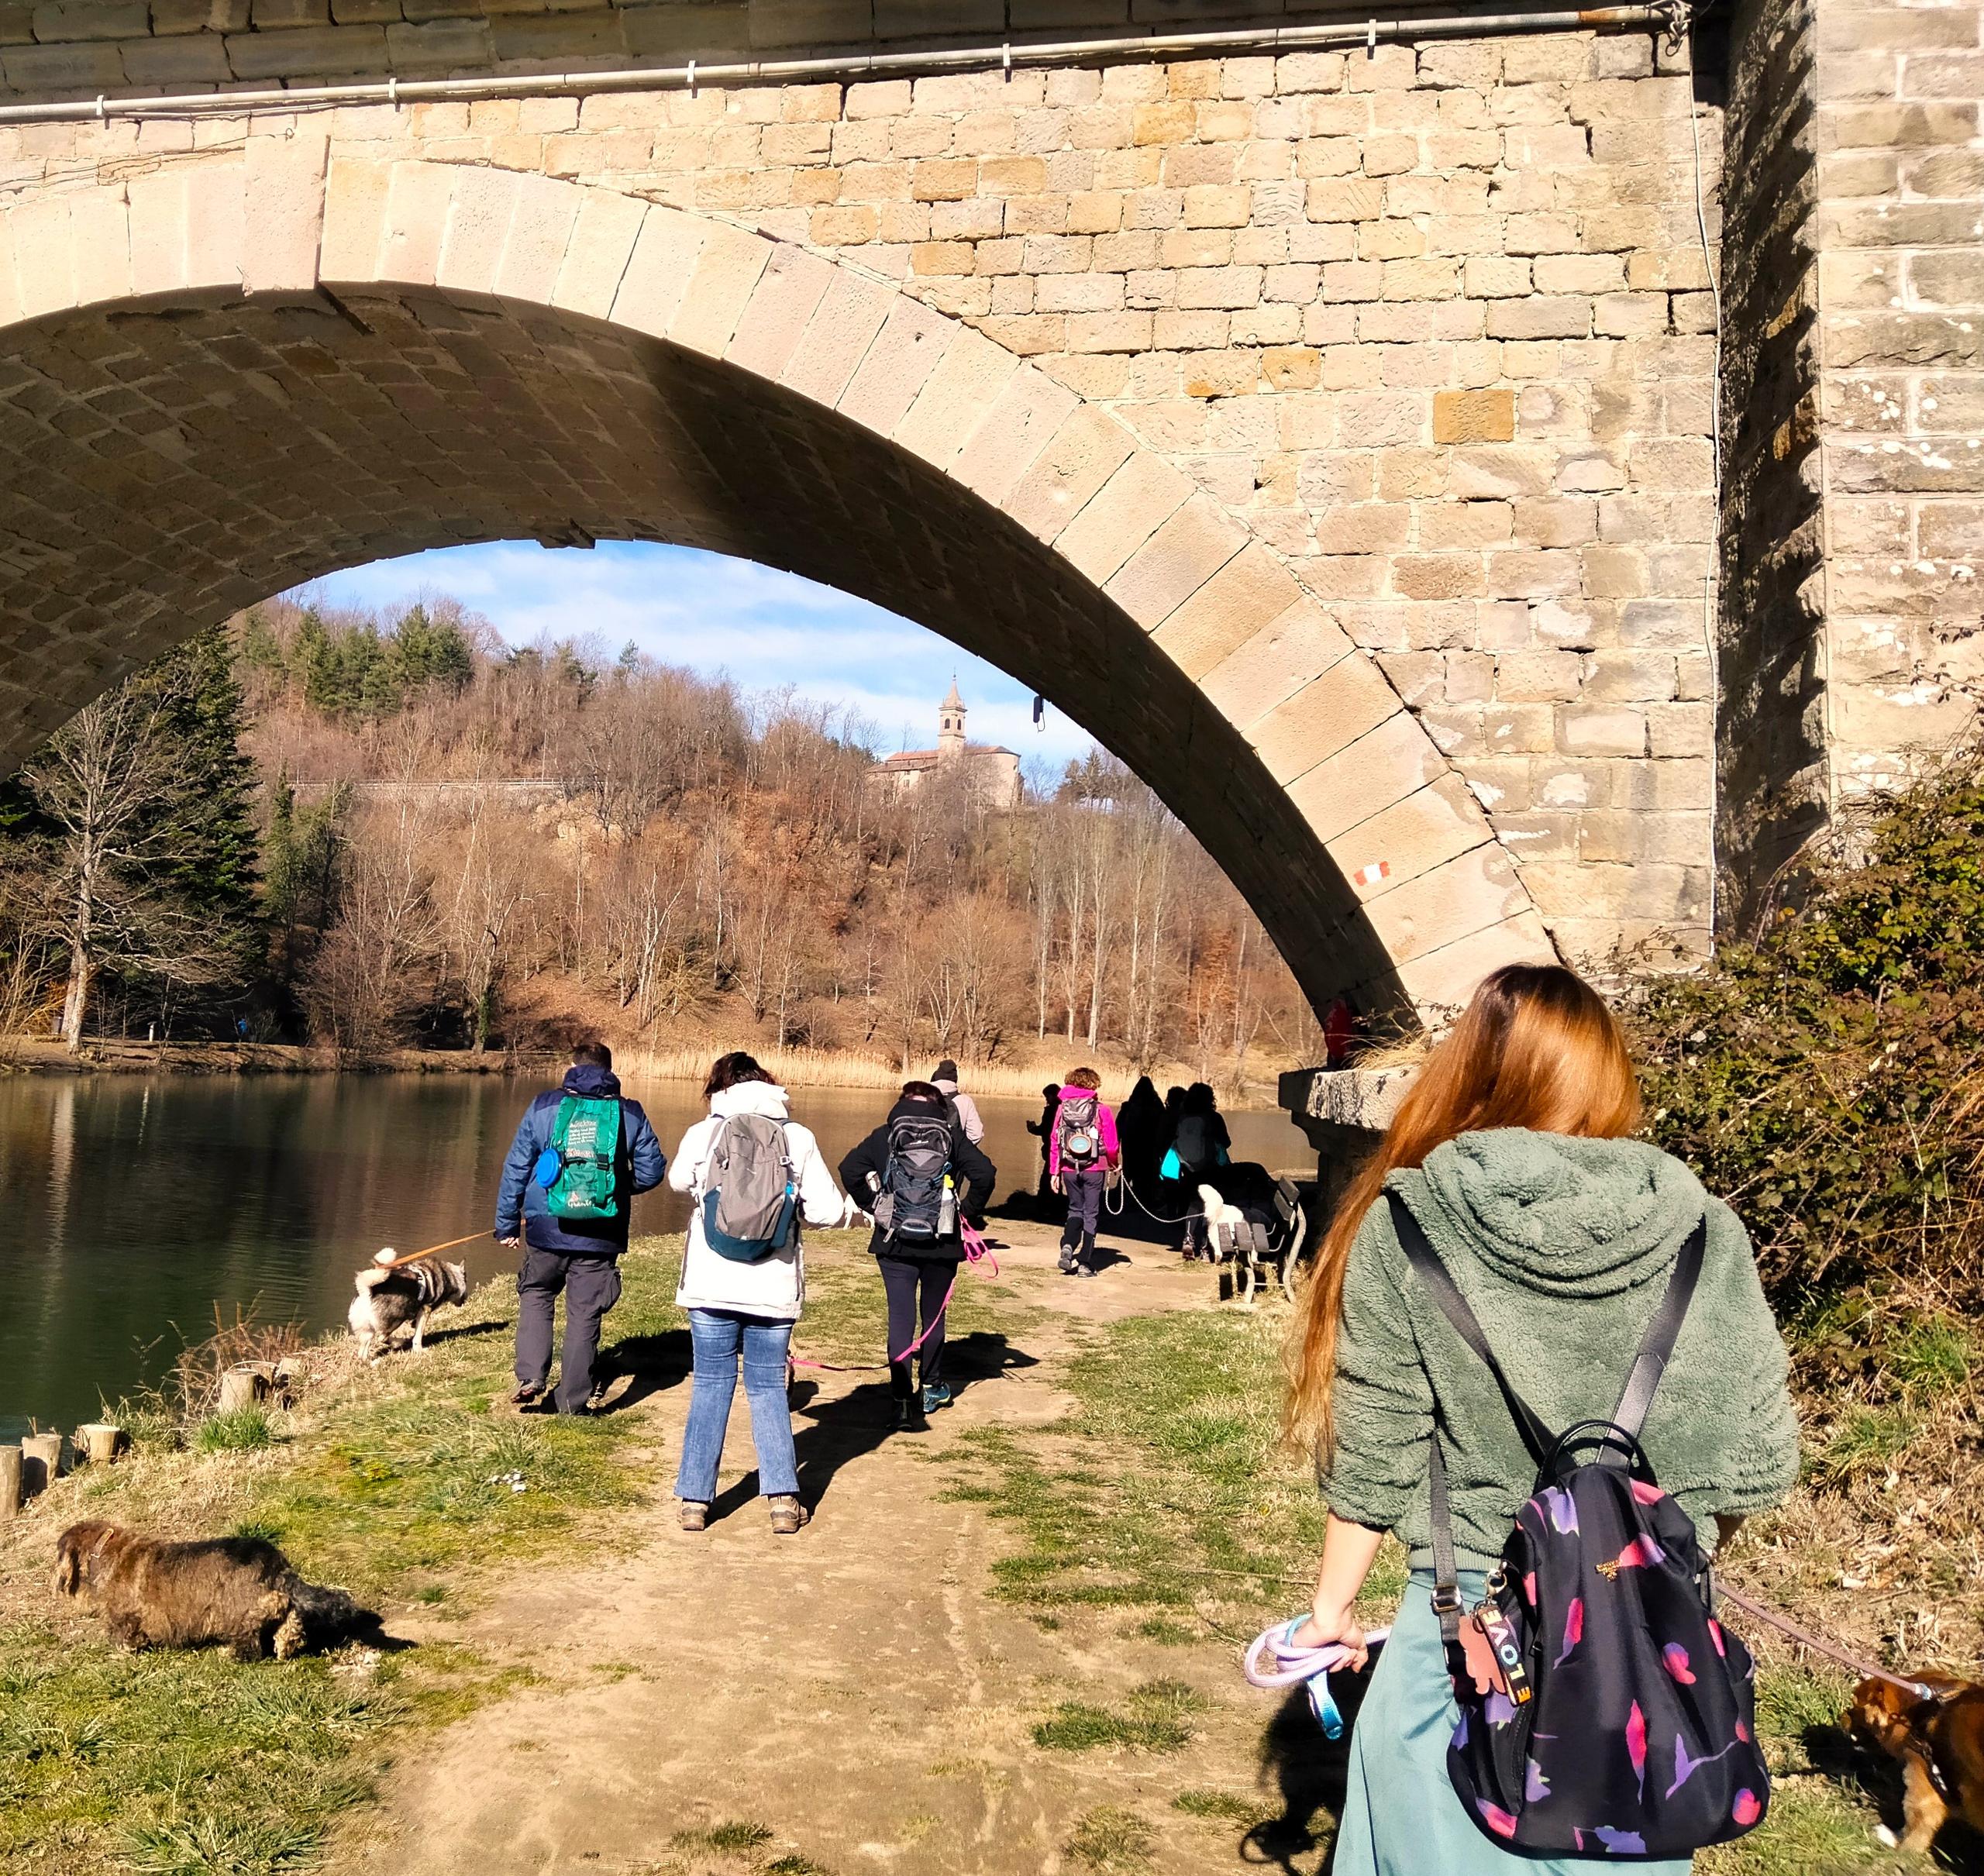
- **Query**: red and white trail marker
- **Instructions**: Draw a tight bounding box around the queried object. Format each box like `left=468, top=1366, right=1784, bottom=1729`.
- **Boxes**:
left=1351, top=861, right=1391, bottom=889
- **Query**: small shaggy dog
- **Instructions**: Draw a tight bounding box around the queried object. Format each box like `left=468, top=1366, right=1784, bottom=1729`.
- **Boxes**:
left=55, top=1520, right=364, bottom=1661
left=1846, top=1669, right=1984, bottom=1854
left=348, top=1249, right=470, bottom=1361
left=829, top=1190, right=873, bottom=1231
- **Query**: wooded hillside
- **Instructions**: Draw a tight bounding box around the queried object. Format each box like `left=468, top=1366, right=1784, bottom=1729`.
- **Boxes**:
left=0, top=594, right=1318, bottom=1084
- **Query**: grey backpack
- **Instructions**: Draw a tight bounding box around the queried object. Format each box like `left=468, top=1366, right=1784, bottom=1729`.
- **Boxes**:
left=701, top=1114, right=797, bottom=1262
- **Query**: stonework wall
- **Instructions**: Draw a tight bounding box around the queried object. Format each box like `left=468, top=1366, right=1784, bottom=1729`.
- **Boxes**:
left=1716, top=0, right=1826, bottom=923
left=1814, top=0, right=1984, bottom=811
left=0, top=23, right=1729, bottom=979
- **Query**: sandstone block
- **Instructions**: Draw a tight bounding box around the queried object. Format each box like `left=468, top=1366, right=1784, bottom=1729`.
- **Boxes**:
left=838, top=291, right=951, bottom=435
left=1053, top=447, right=1192, bottom=578
left=1556, top=705, right=1647, bottom=756
left=1106, top=492, right=1249, bottom=632
left=551, top=185, right=647, bottom=320
left=1433, top=387, right=1516, bottom=444
left=1252, top=655, right=1407, bottom=787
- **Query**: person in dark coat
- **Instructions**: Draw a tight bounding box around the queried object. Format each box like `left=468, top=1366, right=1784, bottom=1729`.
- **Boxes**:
left=1116, top=1075, right=1166, bottom=1202
left=1169, top=1081, right=1232, bottom=1258
left=495, top=1041, right=665, bottom=1413
left=1026, top=1081, right=1061, bottom=1213
left=839, top=1081, right=996, bottom=1430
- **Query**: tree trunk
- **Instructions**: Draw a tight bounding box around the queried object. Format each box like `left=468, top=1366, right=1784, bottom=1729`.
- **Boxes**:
left=60, top=944, right=91, bottom=1052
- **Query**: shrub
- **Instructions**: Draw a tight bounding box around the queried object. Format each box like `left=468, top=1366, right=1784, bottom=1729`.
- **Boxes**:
left=1624, top=759, right=1984, bottom=1339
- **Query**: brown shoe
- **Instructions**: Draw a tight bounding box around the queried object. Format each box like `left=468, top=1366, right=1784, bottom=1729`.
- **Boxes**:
left=510, top=1384, right=542, bottom=1409
left=678, top=1501, right=709, bottom=1532
left=767, top=1494, right=809, bottom=1535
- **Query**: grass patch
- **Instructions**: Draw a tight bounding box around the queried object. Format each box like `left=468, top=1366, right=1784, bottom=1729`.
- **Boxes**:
left=942, top=1302, right=1402, bottom=1629
left=1066, top=1805, right=1155, bottom=1871
left=1032, top=1679, right=1204, bottom=1753
left=194, top=1406, right=276, bottom=1453
left=0, top=1238, right=697, bottom=1874
left=1172, top=1788, right=1268, bottom=1825
left=670, top=1819, right=775, bottom=1855
left=1807, top=1407, right=1919, bottom=1491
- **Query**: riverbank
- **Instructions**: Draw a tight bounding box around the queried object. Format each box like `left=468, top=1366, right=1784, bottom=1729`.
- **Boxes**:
left=0, top=1220, right=1927, bottom=1875
left=0, top=1035, right=1300, bottom=1108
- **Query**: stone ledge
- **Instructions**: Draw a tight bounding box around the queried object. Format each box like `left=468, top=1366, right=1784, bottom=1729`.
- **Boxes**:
left=1278, top=1062, right=1414, bottom=1139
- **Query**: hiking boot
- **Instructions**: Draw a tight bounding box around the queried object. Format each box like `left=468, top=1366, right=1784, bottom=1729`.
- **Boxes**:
left=1070, top=1262, right=1098, bottom=1279
left=894, top=1396, right=925, bottom=1432
left=767, top=1495, right=810, bottom=1535
left=678, top=1500, right=708, bottom=1533
left=509, top=1383, right=542, bottom=1409
left=1057, top=1243, right=1079, bottom=1274
left=921, top=1382, right=952, bottom=1415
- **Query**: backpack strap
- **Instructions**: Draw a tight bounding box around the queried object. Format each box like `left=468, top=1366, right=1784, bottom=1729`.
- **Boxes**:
left=1610, top=1213, right=1707, bottom=1441
left=1387, top=1193, right=1553, bottom=1651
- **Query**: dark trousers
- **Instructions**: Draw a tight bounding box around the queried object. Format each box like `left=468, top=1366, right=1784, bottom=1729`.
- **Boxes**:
left=516, top=1246, right=622, bottom=1414
left=880, top=1255, right=955, bottom=1397
left=1060, top=1165, right=1106, bottom=1258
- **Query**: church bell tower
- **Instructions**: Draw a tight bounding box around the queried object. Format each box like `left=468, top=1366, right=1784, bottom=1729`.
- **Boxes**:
left=938, top=678, right=966, bottom=759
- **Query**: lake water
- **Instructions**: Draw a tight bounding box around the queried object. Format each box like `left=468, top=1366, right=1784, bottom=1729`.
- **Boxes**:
left=0, top=1072, right=1314, bottom=1439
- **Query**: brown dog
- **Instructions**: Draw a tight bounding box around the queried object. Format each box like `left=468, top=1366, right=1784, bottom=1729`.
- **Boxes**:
left=1846, top=1670, right=1984, bottom=1853
left=54, top=1520, right=363, bottom=1661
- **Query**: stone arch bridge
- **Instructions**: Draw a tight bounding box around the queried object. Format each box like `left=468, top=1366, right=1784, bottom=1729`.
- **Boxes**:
left=0, top=0, right=1972, bottom=1024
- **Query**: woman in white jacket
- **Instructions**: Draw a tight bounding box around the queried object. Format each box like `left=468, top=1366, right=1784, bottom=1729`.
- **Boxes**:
left=669, top=1052, right=843, bottom=1534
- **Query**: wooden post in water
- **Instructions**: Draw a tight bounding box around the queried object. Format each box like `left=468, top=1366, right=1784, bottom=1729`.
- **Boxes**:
left=76, top=1423, right=126, bottom=1466
left=216, top=1367, right=267, bottom=1416
left=21, top=1431, right=61, bottom=1496
left=0, top=1446, right=21, bottom=1520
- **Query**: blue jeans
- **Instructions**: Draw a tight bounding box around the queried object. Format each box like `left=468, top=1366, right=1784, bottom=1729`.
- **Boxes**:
left=674, top=1310, right=799, bottom=1504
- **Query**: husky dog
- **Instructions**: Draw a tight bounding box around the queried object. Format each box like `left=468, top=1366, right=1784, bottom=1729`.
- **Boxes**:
left=348, top=1249, right=470, bottom=1361
left=830, top=1190, right=873, bottom=1231
left=54, top=1520, right=365, bottom=1661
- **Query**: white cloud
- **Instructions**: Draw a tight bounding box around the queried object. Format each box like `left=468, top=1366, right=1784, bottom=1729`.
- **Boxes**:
left=297, top=541, right=1098, bottom=768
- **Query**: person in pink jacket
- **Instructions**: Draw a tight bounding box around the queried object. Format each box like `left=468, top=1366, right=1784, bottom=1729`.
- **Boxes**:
left=1048, top=1066, right=1120, bottom=1279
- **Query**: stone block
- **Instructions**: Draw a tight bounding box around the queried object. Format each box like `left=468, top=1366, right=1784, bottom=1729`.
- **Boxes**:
left=242, top=133, right=328, bottom=297
left=1200, top=594, right=1357, bottom=727
left=1432, top=387, right=1515, bottom=444
left=1252, top=651, right=1410, bottom=788
left=608, top=203, right=705, bottom=339
left=1056, top=449, right=1194, bottom=583
left=549, top=184, right=646, bottom=320
left=894, top=324, right=1018, bottom=470
left=838, top=291, right=951, bottom=434
left=435, top=166, right=518, bottom=298
left=1556, top=705, right=1647, bottom=756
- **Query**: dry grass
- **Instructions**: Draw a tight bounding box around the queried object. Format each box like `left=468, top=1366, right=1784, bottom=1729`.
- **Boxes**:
left=623, top=1044, right=1291, bottom=1106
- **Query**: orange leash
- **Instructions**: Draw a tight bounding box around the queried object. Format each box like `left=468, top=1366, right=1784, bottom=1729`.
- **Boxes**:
left=372, top=1231, right=488, bottom=1272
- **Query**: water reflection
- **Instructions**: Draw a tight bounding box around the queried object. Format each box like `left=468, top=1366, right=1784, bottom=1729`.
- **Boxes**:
left=0, top=1072, right=1312, bottom=1438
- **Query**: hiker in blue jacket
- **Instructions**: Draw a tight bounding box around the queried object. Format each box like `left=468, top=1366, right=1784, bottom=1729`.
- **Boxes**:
left=495, top=1041, right=665, bottom=1414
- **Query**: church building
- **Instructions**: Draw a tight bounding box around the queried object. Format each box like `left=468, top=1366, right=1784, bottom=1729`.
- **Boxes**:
left=873, top=683, right=1021, bottom=811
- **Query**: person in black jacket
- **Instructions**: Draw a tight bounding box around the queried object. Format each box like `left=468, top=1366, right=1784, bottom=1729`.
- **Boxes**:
left=839, top=1081, right=996, bottom=1430
left=495, top=1041, right=665, bottom=1413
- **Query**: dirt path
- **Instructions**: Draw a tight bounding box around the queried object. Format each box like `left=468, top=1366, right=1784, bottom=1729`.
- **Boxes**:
left=332, top=1223, right=1319, bottom=1876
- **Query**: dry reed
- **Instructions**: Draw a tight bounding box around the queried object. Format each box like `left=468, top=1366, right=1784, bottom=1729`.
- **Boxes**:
left=618, top=1044, right=1290, bottom=1107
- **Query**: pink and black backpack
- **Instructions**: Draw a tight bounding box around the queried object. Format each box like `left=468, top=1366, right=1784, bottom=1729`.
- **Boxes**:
left=1390, top=1196, right=1770, bottom=1860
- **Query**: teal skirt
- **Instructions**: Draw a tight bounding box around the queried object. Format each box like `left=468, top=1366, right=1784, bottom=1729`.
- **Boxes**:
left=1333, top=1571, right=1693, bottom=1875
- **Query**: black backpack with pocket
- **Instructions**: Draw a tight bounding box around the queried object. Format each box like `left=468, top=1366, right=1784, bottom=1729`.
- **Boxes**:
left=873, top=1110, right=955, bottom=1244
left=1388, top=1194, right=1769, bottom=1860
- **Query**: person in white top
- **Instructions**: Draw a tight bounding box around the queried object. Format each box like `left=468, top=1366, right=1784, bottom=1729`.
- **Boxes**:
left=669, top=1052, right=843, bottom=1534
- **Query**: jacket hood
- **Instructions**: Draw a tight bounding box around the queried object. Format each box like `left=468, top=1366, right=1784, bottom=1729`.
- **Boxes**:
left=887, top=1094, right=949, bottom=1127
left=932, top=1077, right=960, bottom=1096
left=1397, top=1128, right=1707, bottom=1299
left=711, top=1080, right=792, bottom=1121
left=1057, top=1084, right=1101, bottom=1101
left=562, top=1063, right=622, bottom=1099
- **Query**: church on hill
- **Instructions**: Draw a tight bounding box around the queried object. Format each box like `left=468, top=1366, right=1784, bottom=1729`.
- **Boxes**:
left=873, top=682, right=1022, bottom=811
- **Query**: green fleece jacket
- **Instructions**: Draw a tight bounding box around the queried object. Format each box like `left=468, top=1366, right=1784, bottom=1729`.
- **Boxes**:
left=1318, top=1128, right=1800, bottom=1571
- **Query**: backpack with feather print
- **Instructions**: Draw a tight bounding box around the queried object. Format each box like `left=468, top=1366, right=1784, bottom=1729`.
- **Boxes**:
left=1388, top=1194, right=1769, bottom=1859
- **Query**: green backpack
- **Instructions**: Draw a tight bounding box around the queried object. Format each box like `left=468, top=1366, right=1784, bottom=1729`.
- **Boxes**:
left=535, top=1095, right=623, bottom=1220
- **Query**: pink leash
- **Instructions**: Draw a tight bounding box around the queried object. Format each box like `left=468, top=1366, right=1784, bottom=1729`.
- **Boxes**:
left=790, top=1220, right=1000, bottom=1375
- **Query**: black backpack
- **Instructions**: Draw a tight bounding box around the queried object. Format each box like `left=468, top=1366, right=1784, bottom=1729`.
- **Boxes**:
left=874, top=1111, right=955, bottom=1244
left=1390, top=1196, right=1769, bottom=1860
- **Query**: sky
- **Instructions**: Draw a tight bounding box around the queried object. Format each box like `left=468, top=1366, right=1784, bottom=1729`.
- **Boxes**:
left=295, top=539, right=1099, bottom=773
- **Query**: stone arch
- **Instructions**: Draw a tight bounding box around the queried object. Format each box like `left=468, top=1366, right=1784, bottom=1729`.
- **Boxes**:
left=0, top=147, right=1555, bottom=1017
